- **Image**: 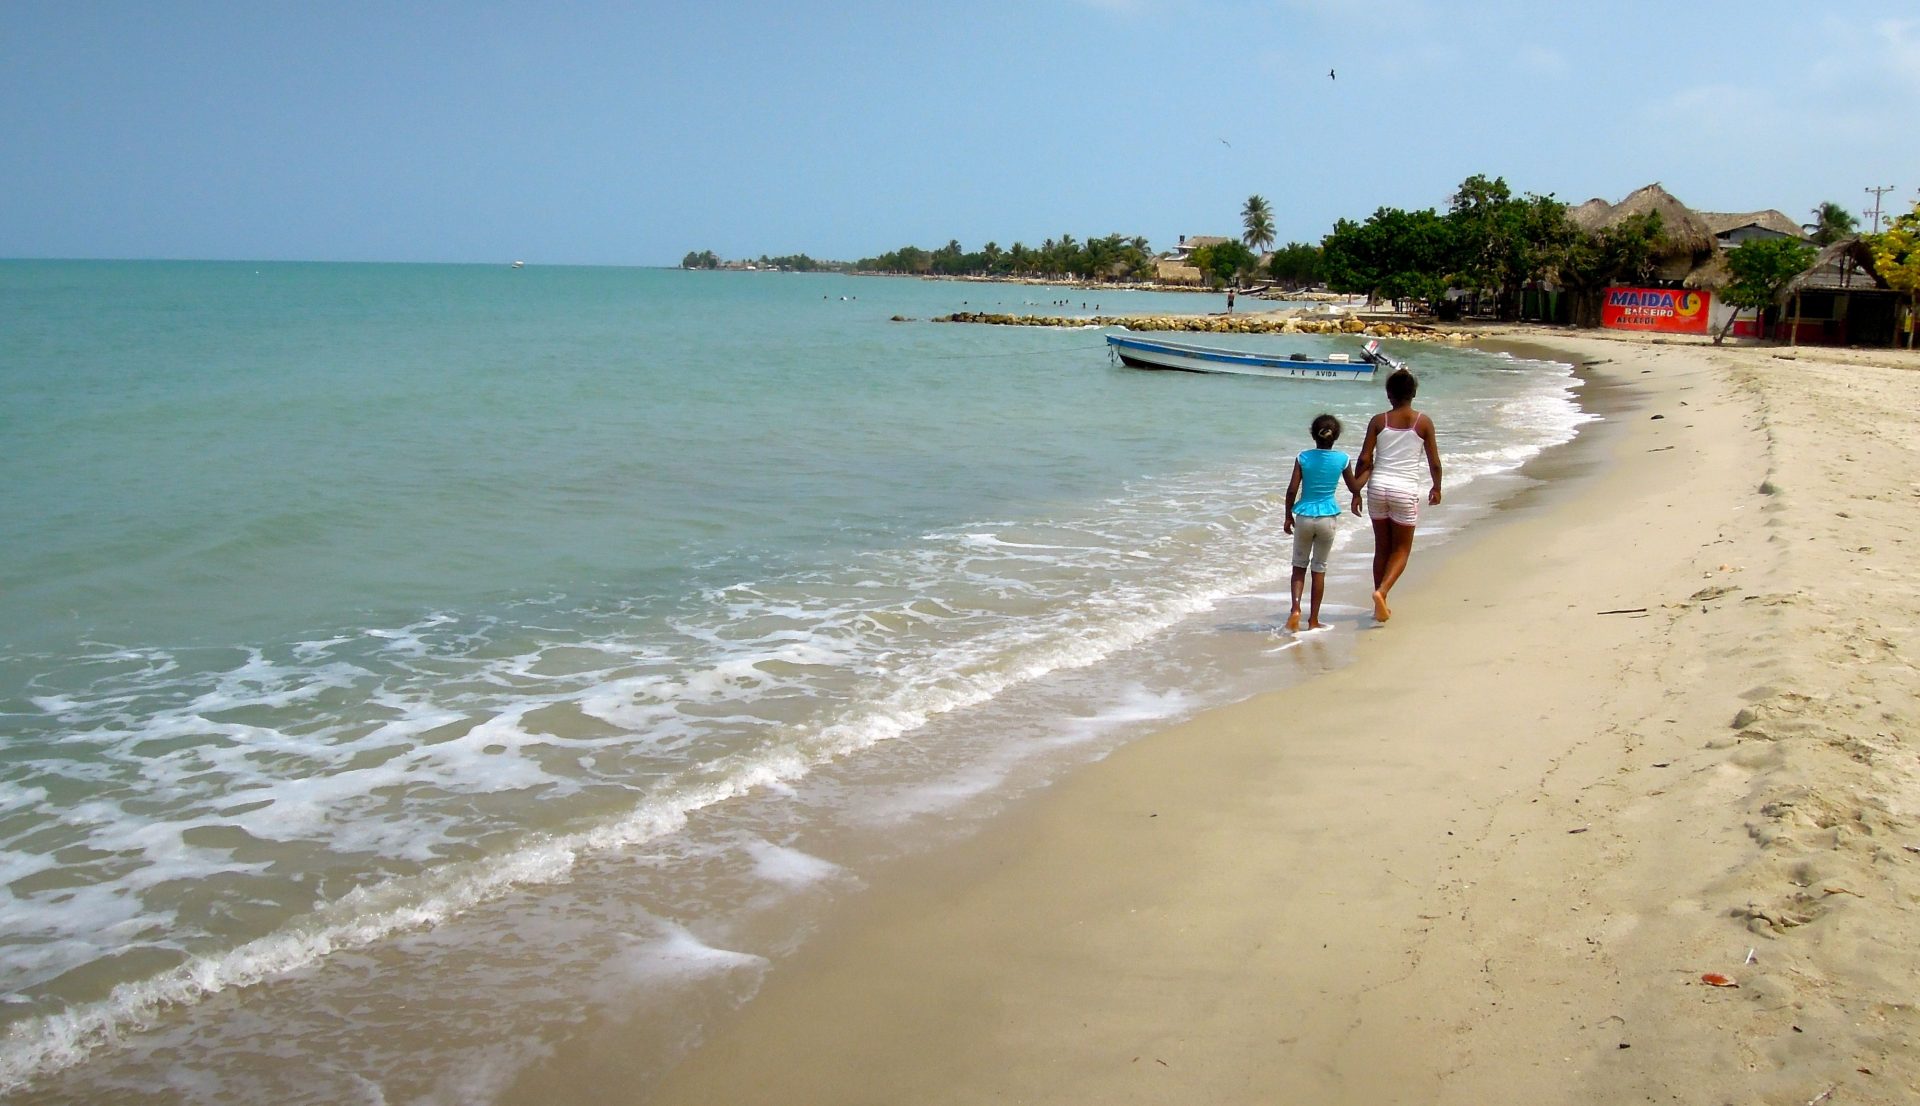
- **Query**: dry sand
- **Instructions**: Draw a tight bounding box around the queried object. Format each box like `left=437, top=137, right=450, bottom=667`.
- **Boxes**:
left=634, top=332, right=1920, bottom=1105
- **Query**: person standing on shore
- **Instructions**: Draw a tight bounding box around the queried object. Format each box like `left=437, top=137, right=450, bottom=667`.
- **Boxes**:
left=1226, top=287, right=1236, bottom=314
left=1351, top=368, right=1442, bottom=623
left=1284, top=414, right=1359, bottom=632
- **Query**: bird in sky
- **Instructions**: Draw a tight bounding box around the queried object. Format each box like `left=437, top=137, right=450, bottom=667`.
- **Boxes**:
left=1329, top=68, right=1336, bottom=80
left=1219, top=138, right=1232, bottom=147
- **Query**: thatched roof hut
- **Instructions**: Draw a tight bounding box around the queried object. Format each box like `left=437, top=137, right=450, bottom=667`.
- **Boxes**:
left=1785, top=238, right=1890, bottom=295
left=1688, top=234, right=1878, bottom=296
left=1610, top=183, right=1716, bottom=252
left=1569, top=183, right=1718, bottom=280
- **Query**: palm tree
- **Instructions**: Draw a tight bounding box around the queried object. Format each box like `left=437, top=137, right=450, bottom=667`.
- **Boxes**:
left=1809, top=201, right=1859, bottom=246
left=1241, top=195, right=1276, bottom=255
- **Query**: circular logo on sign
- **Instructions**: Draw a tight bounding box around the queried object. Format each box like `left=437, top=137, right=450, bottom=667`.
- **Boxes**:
left=1675, top=291, right=1704, bottom=318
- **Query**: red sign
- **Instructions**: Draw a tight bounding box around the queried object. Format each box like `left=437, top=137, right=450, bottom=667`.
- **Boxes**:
left=1601, top=287, right=1711, bottom=334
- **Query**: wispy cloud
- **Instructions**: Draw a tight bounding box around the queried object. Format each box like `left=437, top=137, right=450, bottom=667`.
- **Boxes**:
left=1516, top=45, right=1567, bottom=78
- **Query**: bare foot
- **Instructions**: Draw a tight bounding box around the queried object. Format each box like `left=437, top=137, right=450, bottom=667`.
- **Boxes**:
left=1285, top=610, right=1301, bottom=632
left=1307, top=619, right=1326, bottom=630
left=1372, top=590, right=1391, bottom=622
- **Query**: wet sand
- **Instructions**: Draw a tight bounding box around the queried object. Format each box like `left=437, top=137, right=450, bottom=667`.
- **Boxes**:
left=632, top=333, right=1920, bottom=1105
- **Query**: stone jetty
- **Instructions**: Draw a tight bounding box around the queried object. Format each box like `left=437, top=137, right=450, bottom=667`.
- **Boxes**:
left=930, top=311, right=1471, bottom=343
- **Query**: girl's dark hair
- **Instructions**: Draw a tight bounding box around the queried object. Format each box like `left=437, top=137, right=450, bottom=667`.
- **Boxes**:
left=1385, top=368, right=1418, bottom=406
left=1310, top=413, right=1341, bottom=445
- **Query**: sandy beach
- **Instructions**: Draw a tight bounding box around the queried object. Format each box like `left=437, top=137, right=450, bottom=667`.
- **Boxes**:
left=609, top=332, right=1920, bottom=1106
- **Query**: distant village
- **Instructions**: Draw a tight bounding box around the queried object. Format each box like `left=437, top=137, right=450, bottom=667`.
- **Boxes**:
left=683, top=179, right=1917, bottom=349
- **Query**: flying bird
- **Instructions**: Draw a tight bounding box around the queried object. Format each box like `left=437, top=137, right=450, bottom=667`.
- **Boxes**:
left=1219, top=138, right=1232, bottom=147
left=1329, top=68, right=1336, bottom=80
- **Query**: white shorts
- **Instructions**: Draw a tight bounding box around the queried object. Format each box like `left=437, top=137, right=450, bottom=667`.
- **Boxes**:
left=1367, top=484, right=1421, bottom=527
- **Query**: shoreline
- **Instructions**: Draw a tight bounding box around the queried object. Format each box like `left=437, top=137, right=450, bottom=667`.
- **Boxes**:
left=612, top=332, right=1920, bottom=1105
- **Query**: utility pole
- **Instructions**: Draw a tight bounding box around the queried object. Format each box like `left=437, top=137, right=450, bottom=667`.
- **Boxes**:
left=1865, top=185, right=1895, bottom=232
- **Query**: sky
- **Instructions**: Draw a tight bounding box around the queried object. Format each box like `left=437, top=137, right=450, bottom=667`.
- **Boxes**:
left=3, top=0, right=1917, bottom=266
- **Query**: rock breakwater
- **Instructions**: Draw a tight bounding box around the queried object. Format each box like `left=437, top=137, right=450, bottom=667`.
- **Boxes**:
left=931, top=312, right=1470, bottom=342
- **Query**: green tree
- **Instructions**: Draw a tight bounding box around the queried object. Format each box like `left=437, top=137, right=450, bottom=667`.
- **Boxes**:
left=1870, top=200, right=1920, bottom=349
left=1318, top=217, right=1373, bottom=296
left=1189, top=240, right=1258, bottom=288
left=1241, top=195, right=1275, bottom=255
left=1556, top=211, right=1668, bottom=328
left=1052, top=234, right=1079, bottom=277
left=680, top=249, right=719, bottom=269
left=1713, top=237, right=1817, bottom=344
left=931, top=238, right=966, bottom=275
left=1319, top=207, right=1456, bottom=306
left=1446, top=173, right=1514, bottom=295
left=1809, top=201, right=1859, bottom=247
left=1446, top=175, right=1571, bottom=320
left=1267, top=241, right=1321, bottom=287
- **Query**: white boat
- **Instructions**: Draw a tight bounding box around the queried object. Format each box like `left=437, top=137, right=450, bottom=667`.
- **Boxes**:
left=1105, top=333, right=1400, bottom=381
left=511, top=260, right=525, bottom=269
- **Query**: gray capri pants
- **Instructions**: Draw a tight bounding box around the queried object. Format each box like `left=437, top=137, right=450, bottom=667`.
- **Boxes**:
left=1291, top=514, right=1340, bottom=573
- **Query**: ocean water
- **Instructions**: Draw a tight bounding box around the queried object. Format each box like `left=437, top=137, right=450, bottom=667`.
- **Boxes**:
left=0, top=261, right=1591, bottom=1101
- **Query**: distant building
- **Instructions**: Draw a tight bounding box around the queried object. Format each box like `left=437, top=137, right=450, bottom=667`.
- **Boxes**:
left=1700, top=210, right=1807, bottom=248
left=1726, top=238, right=1901, bottom=345
left=1156, top=234, right=1231, bottom=285
left=1165, top=235, right=1230, bottom=263
left=1563, top=185, right=1900, bottom=345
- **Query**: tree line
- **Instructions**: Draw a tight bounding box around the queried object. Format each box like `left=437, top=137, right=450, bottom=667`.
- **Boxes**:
left=680, top=250, right=845, bottom=271
left=680, top=179, right=1916, bottom=344
left=853, top=234, right=1158, bottom=281
left=1230, top=178, right=1886, bottom=330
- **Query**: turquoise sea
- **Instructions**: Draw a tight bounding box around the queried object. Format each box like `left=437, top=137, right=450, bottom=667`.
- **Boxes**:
left=0, top=261, right=1591, bottom=1101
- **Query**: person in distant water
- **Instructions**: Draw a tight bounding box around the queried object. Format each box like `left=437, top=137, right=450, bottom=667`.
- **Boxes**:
left=1284, top=414, right=1359, bottom=632
left=1351, top=367, right=1442, bottom=623
left=1226, top=287, right=1236, bottom=314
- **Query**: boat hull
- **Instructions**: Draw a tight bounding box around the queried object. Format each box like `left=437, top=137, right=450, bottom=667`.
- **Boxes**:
left=1105, top=334, right=1379, bottom=381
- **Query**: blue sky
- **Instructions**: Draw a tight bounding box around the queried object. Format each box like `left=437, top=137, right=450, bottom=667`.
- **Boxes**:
left=4, top=1, right=1916, bottom=265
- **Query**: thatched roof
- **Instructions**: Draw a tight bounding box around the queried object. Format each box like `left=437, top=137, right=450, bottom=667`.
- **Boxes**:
left=1567, top=185, right=1718, bottom=282
left=1701, top=209, right=1806, bottom=238
left=1606, top=184, right=1717, bottom=254
left=1568, top=197, right=1615, bottom=232
left=1684, top=253, right=1730, bottom=291
left=1785, top=238, right=1892, bottom=295
left=1687, top=236, right=1891, bottom=298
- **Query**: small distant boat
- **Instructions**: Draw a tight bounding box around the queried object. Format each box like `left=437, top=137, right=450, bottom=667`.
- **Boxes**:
left=511, top=260, right=525, bottom=269
left=1105, top=332, right=1400, bottom=381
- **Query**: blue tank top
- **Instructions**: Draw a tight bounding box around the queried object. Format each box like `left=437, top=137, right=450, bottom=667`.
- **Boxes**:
left=1294, top=449, right=1349, bottom=517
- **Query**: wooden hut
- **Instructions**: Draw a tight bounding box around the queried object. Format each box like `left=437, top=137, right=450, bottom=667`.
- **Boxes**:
left=1772, top=238, right=1901, bottom=346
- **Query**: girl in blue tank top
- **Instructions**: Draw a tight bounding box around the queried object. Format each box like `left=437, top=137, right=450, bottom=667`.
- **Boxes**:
left=1284, top=414, right=1360, bottom=631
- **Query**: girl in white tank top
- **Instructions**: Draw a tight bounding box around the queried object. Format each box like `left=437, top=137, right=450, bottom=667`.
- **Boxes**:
left=1370, top=421, right=1429, bottom=493
left=1353, top=368, right=1442, bottom=623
